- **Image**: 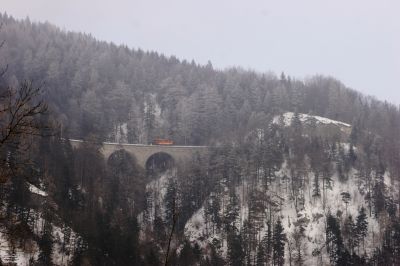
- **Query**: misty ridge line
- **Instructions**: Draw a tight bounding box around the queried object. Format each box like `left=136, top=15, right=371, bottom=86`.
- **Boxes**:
left=1, top=11, right=398, bottom=107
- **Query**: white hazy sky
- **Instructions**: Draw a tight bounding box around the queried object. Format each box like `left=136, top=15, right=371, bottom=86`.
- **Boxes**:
left=1, top=0, right=400, bottom=104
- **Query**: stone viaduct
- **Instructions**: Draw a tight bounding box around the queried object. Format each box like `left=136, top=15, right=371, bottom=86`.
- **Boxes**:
left=69, top=139, right=209, bottom=169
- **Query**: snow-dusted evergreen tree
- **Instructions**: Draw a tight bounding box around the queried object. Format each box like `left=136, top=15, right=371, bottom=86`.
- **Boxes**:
left=205, top=192, right=221, bottom=234
left=224, top=189, right=240, bottom=233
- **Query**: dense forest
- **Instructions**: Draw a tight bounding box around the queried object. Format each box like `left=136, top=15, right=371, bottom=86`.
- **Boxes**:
left=1, top=13, right=400, bottom=265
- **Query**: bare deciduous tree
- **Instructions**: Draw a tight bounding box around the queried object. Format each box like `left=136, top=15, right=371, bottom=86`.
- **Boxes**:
left=0, top=81, right=49, bottom=182
left=0, top=27, right=49, bottom=182
left=0, top=82, right=48, bottom=146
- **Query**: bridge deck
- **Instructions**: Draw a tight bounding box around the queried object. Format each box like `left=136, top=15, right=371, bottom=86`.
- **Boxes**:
left=69, top=139, right=208, bottom=149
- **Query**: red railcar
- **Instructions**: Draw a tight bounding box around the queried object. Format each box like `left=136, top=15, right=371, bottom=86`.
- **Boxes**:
left=153, top=139, right=174, bottom=145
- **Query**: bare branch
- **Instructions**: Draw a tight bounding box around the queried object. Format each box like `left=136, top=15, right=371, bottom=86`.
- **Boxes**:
left=0, top=80, right=50, bottom=182
left=0, top=22, right=7, bottom=77
left=0, top=81, right=48, bottom=146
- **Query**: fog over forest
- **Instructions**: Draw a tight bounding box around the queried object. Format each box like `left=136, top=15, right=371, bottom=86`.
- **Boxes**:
left=2, top=0, right=400, bottom=104
left=0, top=3, right=400, bottom=266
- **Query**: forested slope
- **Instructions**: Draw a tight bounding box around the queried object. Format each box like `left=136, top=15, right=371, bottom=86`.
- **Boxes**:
left=1, top=13, right=400, bottom=265
left=0, top=13, right=399, bottom=148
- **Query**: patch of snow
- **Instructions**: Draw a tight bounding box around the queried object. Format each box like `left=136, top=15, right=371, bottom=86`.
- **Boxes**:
left=184, top=207, right=207, bottom=245
left=273, top=112, right=351, bottom=128
left=51, top=224, right=79, bottom=266
left=0, top=228, right=38, bottom=265
left=28, top=183, right=48, bottom=197
left=1, top=207, right=80, bottom=265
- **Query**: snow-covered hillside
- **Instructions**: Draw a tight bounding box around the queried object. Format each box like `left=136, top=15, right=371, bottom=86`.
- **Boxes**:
left=0, top=209, right=80, bottom=265
left=0, top=184, right=80, bottom=265
left=183, top=163, right=395, bottom=265
left=138, top=113, right=397, bottom=265
left=273, top=112, right=351, bottom=128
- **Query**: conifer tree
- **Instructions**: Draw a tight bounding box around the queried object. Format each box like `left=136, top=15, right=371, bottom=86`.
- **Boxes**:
left=273, top=218, right=286, bottom=266
left=342, top=215, right=356, bottom=254
left=165, top=178, right=178, bottom=227
left=326, top=212, right=344, bottom=265
left=340, top=192, right=351, bottom=216
left=312, top=172, right=321, bottom=199
left=208, top=192, right=222, bottom=233
left=227, top=231, right=245, bottom=266
left=224, top=190, right=240, bottom=233
left=256, top=241, right=265, bottom=266
left=37, top=219, right=54, bottom=265
left=144, top=95, right=156, bottom=144
left=355, top=207, right=368, bottom=253
left=372, top=179, right=386, bottom=218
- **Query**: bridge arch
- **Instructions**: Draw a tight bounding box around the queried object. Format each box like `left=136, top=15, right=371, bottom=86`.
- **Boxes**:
left=107, top=149, right=147, bottom=179
left=107, top=149, right=138, bottom=169
left=145, top=152, right=175, bottom=174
